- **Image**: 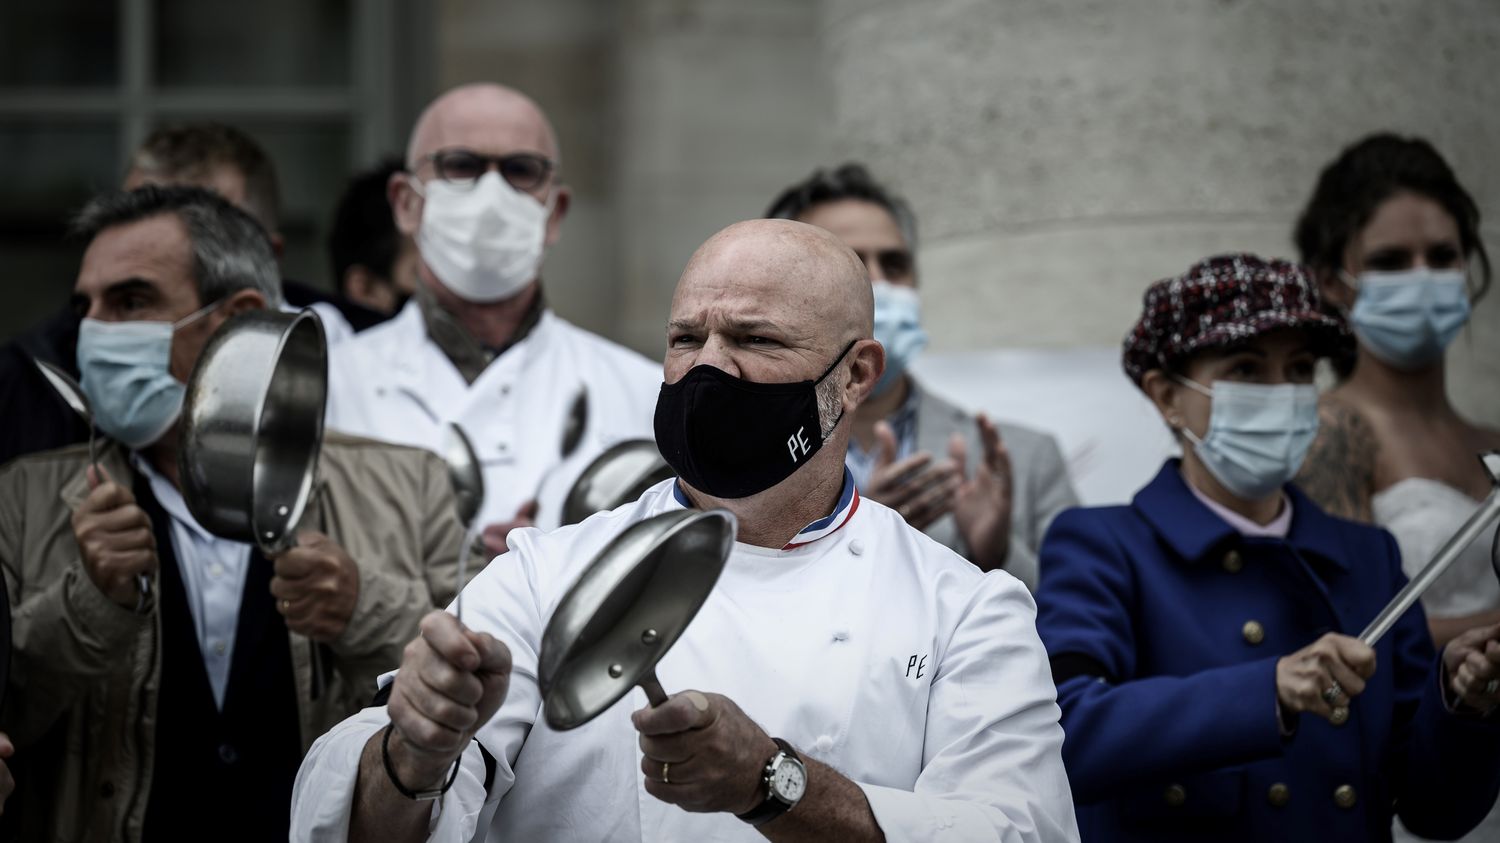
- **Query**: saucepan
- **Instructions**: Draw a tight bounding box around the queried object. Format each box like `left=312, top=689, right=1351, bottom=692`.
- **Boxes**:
left=538, top=508, right=736, bottom=730
left=178, top=309, right=327, bottom=552
left=560, top=439, right=675, bottom=526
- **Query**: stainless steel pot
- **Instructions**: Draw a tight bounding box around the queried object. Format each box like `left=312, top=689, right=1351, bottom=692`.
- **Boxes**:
left=178, top=309, right=328, bottom=552
left=539, top=507, right=736, bottom=730
left=561, top=439, right=675, bottom=526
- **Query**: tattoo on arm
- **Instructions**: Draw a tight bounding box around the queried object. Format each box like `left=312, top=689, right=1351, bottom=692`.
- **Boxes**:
left=1295, top=402, right=1377, bottom=521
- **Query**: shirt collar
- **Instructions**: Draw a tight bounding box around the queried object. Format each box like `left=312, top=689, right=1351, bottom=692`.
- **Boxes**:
left=671, top=468, right=861, bottom=551
left=1133, top=459, right=1351, bottom=572
left=1187, top=480, right=1293, bottom=539
left=128, top=452, right=224, bottom=544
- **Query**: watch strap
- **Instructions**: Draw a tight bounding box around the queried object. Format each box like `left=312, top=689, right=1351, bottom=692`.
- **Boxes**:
left=736, top=738, right=802, bottom=827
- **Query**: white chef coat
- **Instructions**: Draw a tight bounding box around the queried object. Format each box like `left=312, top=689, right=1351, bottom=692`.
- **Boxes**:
left=290, top=476, right=1079, bottom=842
left=323, top=300, right=661, bottom=529
left=133, top=455, right=253, bottom=710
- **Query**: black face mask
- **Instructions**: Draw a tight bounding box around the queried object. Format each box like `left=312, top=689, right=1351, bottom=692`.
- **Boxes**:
left=653, top=341, right=856, bottom=499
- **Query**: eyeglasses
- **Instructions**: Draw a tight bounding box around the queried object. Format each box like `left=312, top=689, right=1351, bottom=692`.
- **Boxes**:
left=418, top=148, right=556, bottom=192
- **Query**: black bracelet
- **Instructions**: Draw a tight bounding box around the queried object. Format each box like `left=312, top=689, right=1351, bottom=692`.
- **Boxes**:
left=381, top=723, right=462, bottom=801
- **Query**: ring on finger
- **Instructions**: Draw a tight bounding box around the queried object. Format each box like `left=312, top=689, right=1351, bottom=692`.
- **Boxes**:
left=662, top=761, right=671, bottom=785
left=1486, top=678, right=1499, bottom=696
left=1322, top=682, right=1343, bottom=705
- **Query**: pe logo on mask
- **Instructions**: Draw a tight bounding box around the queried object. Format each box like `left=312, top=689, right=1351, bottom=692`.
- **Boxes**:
left=787, top=426, right=812, bottom=463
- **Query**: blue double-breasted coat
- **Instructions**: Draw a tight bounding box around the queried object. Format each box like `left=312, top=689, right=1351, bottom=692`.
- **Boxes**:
left=1035, top=460, right=1500, bottom=842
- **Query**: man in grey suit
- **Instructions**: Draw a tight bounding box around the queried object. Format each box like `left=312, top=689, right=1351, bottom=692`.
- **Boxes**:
left=766, top=164, right=1078, bottom=589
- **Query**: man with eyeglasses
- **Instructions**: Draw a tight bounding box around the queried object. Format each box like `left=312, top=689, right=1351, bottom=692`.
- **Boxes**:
left=323, top=84, right=659, bottom=553
left=767, top=164, right=1079, bottom=590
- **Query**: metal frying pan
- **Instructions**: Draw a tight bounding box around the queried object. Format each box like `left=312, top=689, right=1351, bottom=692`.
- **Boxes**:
left=1361, top=450, right=1500, bottom=646
left=539, top=508, right=737, bottom=730
left=178, top=309, right=327, bottom=552
left=560, top=439, right=675, bottom=527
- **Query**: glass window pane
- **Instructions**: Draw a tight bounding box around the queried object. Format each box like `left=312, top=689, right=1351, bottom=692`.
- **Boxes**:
left=154, top=0, right=351, bottom=88
left=0, top=123, right=117, bottom=342
left=0, top=1, right=118, bottom=87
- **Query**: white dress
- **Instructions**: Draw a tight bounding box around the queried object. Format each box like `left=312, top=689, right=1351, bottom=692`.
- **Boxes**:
left=1377, top=477, right=1500, bottom=843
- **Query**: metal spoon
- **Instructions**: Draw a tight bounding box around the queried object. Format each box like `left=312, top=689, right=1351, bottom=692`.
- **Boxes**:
left=33, top=358, right=150, bottom=601
left=34, top=359, right=98, bottom=469
left=443, top=422, right=486, bottom=622
left=534, top=387, right=590, bottom=509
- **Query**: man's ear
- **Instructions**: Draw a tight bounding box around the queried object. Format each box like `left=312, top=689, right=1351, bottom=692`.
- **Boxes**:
left=1139, top=369, right=1181, bottom=431
left=223, top=287, right=266, bottom=317
left=544, top=185, right=571, bottom=248
left=269, top=232, right=286, bottom=261
left=846, top=338, right=885, bottom=407
left=342, top=265, right=396, bottom=313
left=389, top=171, right=422, bottom=237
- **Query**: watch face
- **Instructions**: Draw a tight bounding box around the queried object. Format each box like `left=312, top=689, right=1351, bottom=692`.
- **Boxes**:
left=771, top=757, right=807, bottom=803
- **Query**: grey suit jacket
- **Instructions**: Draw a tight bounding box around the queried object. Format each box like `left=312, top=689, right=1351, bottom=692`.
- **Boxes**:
left=911, top=380, right=1079, bottom=591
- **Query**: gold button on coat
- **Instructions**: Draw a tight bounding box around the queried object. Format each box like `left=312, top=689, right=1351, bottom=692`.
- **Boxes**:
left=1241, top=620, right=1265, bottom=645
left=1164, top=784, right=1186, bottom=807
left=1222, top=549, right=1244, bottom=573
left=1267, top=783, right=1290, bottom=808
left=1334, top=785, right=1357, bottom=808
left=1329, top=706, right=1350, bottom=726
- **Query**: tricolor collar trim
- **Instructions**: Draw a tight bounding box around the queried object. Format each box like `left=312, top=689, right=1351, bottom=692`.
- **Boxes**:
left=671, top=468, right=861, bottom=550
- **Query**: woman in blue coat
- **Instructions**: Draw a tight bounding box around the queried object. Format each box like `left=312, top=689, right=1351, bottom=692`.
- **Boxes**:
left=1035, top=253, right=1500, bottom=842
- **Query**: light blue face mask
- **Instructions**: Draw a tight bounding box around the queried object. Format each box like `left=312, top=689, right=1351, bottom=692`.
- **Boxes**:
left=77, top=301, right=222, bottom=449
left=1345, top=267, right=1471, bottom=370
left=1176, top=378, right=1320, bottom=501
left=871, top=280, right=928, bottom=397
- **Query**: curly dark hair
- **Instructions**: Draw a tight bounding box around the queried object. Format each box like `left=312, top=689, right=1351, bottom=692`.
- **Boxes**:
left=1294, top=133, right=1490, bottom=303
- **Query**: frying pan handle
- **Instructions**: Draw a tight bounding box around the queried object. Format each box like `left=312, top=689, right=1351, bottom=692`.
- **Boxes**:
left=640, top=671, right=669, bottom=707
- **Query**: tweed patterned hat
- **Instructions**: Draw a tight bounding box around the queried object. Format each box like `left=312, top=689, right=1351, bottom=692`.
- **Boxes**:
left=1121, top=253, right=1350, bottom=386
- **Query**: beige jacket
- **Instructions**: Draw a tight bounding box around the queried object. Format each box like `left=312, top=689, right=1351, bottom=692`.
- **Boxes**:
left=0, top=433, right=472, bottom=842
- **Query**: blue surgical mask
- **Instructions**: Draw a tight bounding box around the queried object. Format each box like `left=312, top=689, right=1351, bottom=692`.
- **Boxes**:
left=871, top=280, right=928, bottom=396
left=77, top=301, right=222, bottom=449
left=1177, top=378, right=1320, bottom=501
left=1344, top=267, right=1471, bottom=370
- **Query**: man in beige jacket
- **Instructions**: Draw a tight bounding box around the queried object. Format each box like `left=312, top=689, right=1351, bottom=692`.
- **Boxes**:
left=0, top=185, right=469, bottom=841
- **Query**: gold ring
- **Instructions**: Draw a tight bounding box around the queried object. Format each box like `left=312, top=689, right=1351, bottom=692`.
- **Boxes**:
left=281, top=599, right=291, bottom=612
left=662, top=761, right=670, bottom=784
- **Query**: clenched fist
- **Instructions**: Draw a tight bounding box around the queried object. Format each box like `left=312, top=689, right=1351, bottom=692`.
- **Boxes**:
left=269, top=530, right=359, bottom=642
left=71, top=465, right=157, bottom=610
left=385, top=611, right=512, bottom=791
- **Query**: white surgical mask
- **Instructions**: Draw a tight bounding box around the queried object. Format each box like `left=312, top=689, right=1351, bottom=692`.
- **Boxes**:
left=871, top=280, right=927, bottom=396
left=1342, top=267, right=1471, bottom=370
left=76, top=300, right=222, bottom=449
left=413, top=171, right=552, bottom=303
left=1176, top=378, right=1320, bottom=501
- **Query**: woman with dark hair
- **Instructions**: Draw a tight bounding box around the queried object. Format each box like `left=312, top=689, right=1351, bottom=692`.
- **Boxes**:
left=1294, top=134, right=1500, bottom=841
left=1294, top=135, right=1499, bottom=649
left=1035, top=254, right=1500, bottom=842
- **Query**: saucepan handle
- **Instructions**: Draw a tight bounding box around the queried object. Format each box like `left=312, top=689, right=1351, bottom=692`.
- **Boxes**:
left=639, top=670, right=669, bottom=707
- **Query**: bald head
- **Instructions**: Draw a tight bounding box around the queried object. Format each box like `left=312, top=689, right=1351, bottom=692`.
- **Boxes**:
left=406, top=83, right=560, bottom=168
left=677, top=219, right=873, bottom=343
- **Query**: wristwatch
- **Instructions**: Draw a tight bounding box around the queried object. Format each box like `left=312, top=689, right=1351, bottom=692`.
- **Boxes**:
left=736, top=738, right=807, bottom=827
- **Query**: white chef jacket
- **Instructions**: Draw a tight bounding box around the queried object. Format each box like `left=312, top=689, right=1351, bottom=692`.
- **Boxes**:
left=323, top=300, right=661, bottom=529
left=290, top=477, right=1079, bottom=842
